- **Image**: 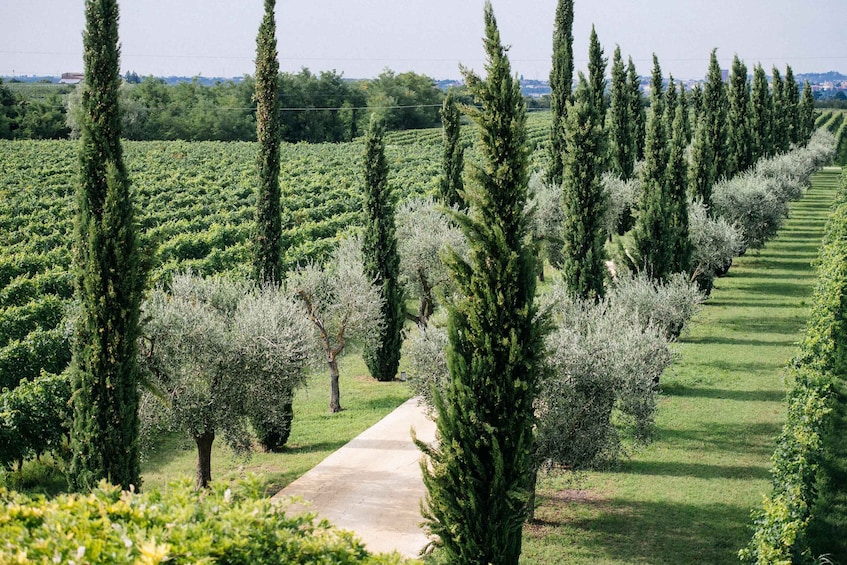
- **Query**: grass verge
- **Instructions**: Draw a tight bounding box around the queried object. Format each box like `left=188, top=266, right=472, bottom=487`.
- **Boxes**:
left=521, top=167, right=842, bottom=564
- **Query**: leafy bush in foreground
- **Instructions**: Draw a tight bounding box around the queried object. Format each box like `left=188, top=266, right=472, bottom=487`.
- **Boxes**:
left=0, top=479, right=405, bottom=564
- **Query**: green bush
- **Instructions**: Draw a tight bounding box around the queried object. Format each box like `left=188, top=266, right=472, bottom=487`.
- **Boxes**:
left=741, top=170, right=847, bottom=564
left=0, top=479, right=407, bottom=564
left=0, top=328, right=70, bottom=390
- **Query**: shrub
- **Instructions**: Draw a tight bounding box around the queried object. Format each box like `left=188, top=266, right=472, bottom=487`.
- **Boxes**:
left=0, top=479, right=405, bottom=564
left=712, top=172, right=788, bottom=253
left=608, top=271, right=705, bottom=341
left=688, top=199, right=745, bottom=293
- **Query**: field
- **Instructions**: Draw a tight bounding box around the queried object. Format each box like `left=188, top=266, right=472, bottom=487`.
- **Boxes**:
left=0, top=112, right=551, bottom=393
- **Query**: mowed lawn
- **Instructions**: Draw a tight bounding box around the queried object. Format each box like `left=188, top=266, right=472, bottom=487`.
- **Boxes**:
left=523, top=167, right=842, bottom=564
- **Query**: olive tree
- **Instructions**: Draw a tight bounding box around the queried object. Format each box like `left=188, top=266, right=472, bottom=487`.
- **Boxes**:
left=138, top=273, right=312, bottom=489
left=288, top=237, right=383, bottom=413
left=395, top=197, right=466, bottom=327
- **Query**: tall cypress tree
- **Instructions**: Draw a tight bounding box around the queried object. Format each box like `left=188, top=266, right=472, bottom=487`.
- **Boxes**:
left=667, top=104, right=692, bottom=274
left=664, top=75, right=678, bottom=130
left=704, top=49, right=729, bottom=181
left=70, top=0, right=146, bottom=490
left=771, top=67, right=789, bottom=154
left=608, top=45, right=634, bottom=179
left=799, top=81, right=816, bottom=144
left=690, top=82, right=704, bottom=121
left=679, top=83, right=692, bottom=143
left=418, top=3, right=544, bottom=562
left=561, top=75, right=606, bottom=300
left=727, top=55, right=753, bottom=176
left=250, top=0, right=292, bottom=452
left=253, top=0, right=282, bottom=284
left=362, top=116, right=403, bottom=382
left=546, top=0, right=574, bottom=187
left=689, top=114, right=715, bottom=209
left=750, top=63, right=772, bottom=161
left=587, top=26, right=607, bottom=127
left=633, top=55, right=674, bottom=280
left=439, top=89, right=465, bottom=208
left=784, top=65, right=801, bottom=146
left=627, top=57, right=646, bottom=161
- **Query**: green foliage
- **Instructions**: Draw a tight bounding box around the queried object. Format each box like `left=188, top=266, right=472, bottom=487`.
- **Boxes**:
left=666, top=105, right=691, bottom=274
left=366, top=69, right=443, bottom=132
left=0, top=371, right=70, bottom=471
left=546, top=0, right=575, bottom=187
left=799, top=82, right=816, bottom=144
left=742, top=171, right=847, bottom=564
left=750, top=63, right=773, bottom=161
left=561, top=76, right=607, bottom=300
left=438, top=90, right=465, bottom=209
left=0, top=479, right=401, bottom=564
left=361, top=117, right=403, bottom=382
left=688, top=198, right=743, bottom=293
left=70, top=0, right=147, bottom=491
left=689, top=115, right=715, bottom=208
left=608, top=46, right=635, bottom=179
left=632, top=55, right=675, bottom=280
left=628, top=58, right=646, bottom=161
left=138, top=273, right=312, bottom=488
left=772, top=68, right=790, bottom=154
left=784, top=66, right=801, bottom=146
left=727, top=55, right=753, bottom=176
left=704, top=49, right=730, bottom=180
left=417, top=3, right=544, bottom=562
left=252, top=0, right=283, bottom=285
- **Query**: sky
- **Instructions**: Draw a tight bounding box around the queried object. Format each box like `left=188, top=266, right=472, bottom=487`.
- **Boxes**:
left=2, top=0, right=846, bottom=81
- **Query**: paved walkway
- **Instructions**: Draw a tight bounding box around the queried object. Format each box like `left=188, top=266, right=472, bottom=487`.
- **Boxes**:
left=272, top=397, right=437, bottom=558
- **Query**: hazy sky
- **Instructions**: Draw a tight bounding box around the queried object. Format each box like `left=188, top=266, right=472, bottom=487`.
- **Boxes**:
left=3, top=1, right=846, bottom=81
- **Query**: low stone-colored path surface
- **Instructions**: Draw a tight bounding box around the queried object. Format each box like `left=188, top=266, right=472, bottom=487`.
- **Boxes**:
left=273, top=397, right=436, bottom=558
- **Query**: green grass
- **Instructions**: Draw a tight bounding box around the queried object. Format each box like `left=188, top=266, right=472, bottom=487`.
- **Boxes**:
left=140, top=353, right=413, bottom=494
left=521, top=168, right=842, bottom=564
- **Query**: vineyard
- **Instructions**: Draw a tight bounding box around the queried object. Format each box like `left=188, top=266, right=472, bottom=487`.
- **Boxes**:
left=0, top=111, right=552, bottom=391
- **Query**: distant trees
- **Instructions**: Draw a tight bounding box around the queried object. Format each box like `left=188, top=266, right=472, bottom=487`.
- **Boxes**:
left=366, top=69, right=443, bottom=131
left=418, top=3, right=544, bottom=562
left=361, top=117, right=404, bottom=382
left=70, top=0, right=147, bottom=491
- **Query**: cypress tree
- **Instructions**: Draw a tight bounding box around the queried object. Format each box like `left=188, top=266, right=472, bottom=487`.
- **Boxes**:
left=627, top=57, right=646, bottom=161
left=667, top=104, right=691, bottom=274
left=727, top=54, right=753, bottom=176
left=439, top=89, right=465, bottom=208
left=679, top=83, right=692, bottom=143
left=546, top=0, right=574, bottom=187
left=250, top=0, right=292, bottom=452
left=253, top=0, right=282, bottom=284
left=362, top=116, right=403, bottom=382
left=771, top=67, right=789, bottom=154
left=70, top=0, right=146, bottom=490
left=418, top=3, right=544, bottom=562
left=799, top=80, right=816, bottom=143
left=587, top=25, right=607, bottom=127
left=690, top=82, right=704, bottom=121
left=689, top=115, right=715, bottom=209
left=750, top=63, right=772, bottom=161
left=561, top=75, right=607, bottom=300
left=633, top=55, right=674, bottom=280
left=608, top=45, right=635, bottom=179
left=704, top=49, right=729, bottom=181
left=784, top=65, right=801, bottom=146
left=664, top=75, right=678, bottom=130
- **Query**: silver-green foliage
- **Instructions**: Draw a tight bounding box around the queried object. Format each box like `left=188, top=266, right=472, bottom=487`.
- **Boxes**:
left=537, top=281, right=673, bottom=469
left=395, top=197, right=466, bottom=326
left=138, top=273, right=312, bottom=484
left=288, top=236, right=383, bottom=412
left=608, top=271, right=705, bottom=341
left=688, top=198, right=744, bottom=283
left=601, top=172, right=640, bottom=237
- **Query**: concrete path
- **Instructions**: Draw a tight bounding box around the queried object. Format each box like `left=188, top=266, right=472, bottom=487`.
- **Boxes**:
left=272, top=397, right=437, bottom=558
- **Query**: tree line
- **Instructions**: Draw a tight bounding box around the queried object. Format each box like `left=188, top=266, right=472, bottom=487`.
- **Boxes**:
left=0, top=68, right=445, bottom=143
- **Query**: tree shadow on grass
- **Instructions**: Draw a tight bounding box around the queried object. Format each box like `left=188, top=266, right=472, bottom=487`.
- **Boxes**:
left=652, top=423, right=781, bottom=460
left=682, top=334, right=797, bottom=348
left=661, top=384, right=786, bottom=403
left=618, top=460, right=770, bottom=481
left=527, top=495, right=756, bottom=565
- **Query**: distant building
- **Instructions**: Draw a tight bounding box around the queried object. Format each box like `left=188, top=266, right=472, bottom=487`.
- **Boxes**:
left=58, top=72, right=83, bottom=84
